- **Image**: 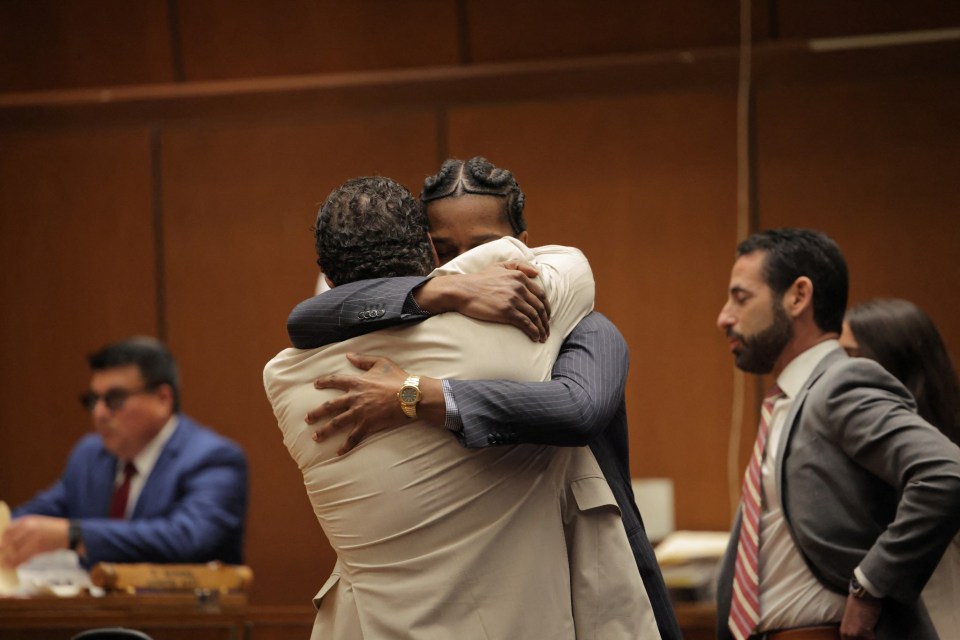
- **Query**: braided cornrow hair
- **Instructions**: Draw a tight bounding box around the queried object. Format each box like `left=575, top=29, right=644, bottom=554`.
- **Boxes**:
left=420, top=157, right=527, bottom=236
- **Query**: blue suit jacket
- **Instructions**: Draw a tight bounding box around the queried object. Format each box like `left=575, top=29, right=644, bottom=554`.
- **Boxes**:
left=14, top=415, right=248, bottom=566
left=288, top=276, right=682, bottom=640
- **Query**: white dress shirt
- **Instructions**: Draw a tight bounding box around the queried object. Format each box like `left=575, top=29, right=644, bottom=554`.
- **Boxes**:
left=758, top=340, right=847, bottom=631
left=115, top=416, right=179, bottom=518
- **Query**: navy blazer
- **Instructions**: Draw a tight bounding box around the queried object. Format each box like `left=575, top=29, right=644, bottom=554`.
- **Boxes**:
left=14, top=415, right=248, bottom=566
left=288, top=277, right=682, bottom=640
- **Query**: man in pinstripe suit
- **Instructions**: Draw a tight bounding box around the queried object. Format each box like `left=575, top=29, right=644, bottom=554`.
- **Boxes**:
left=267, top=175, right=657, bottom=638
left=285, top=157, right=681, bottom=639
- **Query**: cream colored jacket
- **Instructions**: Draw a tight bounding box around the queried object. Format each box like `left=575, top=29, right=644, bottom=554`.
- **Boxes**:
left=264, top=238, right=658, bottom=640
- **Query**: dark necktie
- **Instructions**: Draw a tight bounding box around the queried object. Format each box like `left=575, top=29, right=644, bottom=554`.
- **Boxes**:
left=109, top=461, right=137, bottom=519
left=729, top=385, right=783, bottom=640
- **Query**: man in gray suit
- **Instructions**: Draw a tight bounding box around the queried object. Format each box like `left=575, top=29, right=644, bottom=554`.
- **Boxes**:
left=715, top=228, right=960, bottom=640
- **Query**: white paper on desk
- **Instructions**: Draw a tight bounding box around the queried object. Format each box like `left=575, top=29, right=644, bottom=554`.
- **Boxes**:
left=16, top=549, right=92, bottom=596
left=0, top=501, right=20, bottom=593
left=654, top=530, right=730, bottom=566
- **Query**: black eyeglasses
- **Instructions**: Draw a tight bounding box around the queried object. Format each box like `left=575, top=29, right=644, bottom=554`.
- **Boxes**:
left=79, top=387, right=155, bottom=412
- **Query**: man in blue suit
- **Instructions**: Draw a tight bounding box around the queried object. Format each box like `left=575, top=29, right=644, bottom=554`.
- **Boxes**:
left=1, top=337, right=248, bottom=568
left=286, top=157, right=681, bottom=639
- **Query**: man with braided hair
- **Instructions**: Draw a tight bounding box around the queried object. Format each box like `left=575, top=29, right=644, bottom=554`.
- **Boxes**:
left=265, top=175, right=657, bottom=639
left=286, top=158, right=681, bottom=640
left=422, top=156, right=528, bottom=265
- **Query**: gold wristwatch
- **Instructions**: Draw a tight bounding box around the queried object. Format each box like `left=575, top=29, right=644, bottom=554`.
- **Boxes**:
left=398, top=375, right=421, bottom=418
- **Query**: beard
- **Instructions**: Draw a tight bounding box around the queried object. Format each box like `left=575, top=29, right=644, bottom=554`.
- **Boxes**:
left=730, top=301, right=793, bottom=374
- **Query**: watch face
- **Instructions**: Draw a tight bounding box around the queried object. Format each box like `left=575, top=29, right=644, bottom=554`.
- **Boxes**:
left=400, top=386, right=419, bottom=403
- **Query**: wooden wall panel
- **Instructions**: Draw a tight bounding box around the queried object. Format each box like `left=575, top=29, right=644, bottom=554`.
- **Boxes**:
left=776, top=1, right=960, bottom=39
left=159, top=110, right=439, bottom=605
left=0, top=0, right=174, bottom=92
left=465, top=0, right=758, bottom=62
left=445, top=89, right=740, bottom=530
left=177, top=0, right=459, bottom=81
left=0, top=128, right=157, bottom=505
left=1, top=1, right=959, bottom=611
left=757, top=75, right=960, bottom=363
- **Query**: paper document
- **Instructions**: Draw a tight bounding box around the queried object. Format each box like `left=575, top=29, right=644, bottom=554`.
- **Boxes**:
left=0, top=501, right=20, bottom=593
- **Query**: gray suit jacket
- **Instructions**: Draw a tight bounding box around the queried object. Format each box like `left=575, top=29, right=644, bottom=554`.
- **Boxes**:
left=717, top=347, right=960, bottom=640
left=288, top=279, right=681, bottom=640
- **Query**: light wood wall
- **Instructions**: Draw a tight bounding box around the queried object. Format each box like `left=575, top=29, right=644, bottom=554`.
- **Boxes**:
left=1, top=1, right=958, bottom=606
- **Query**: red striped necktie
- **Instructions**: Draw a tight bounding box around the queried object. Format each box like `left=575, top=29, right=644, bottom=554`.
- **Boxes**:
left=109, top=461, right=137, bottom=519
left=729, top=384, right=783, bottom=640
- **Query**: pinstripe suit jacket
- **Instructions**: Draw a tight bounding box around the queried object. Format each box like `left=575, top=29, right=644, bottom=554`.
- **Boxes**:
left=288, top=268, right=680, bottom=640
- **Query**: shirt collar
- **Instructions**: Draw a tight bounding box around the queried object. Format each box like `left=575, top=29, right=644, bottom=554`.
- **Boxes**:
left=126, top=415, right=179, bottom=478
left=776, top=339, right=840, bottom=400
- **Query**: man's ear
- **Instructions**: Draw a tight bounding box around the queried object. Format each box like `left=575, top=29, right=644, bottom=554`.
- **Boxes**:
left=428, top=236, right=440, bottom=268
left=784, top=276, right=814, bottom=319
left=517, top=230, right=529, bottom=246
left=324, top=274, right=335, bottom=289
left=154, top=383, right=175, bottom=411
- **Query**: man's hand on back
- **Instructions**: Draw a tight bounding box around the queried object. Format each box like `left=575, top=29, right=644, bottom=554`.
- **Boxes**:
left=414, top=263, right=551, bottom=342
left=308, top=353, right=444, bottom=455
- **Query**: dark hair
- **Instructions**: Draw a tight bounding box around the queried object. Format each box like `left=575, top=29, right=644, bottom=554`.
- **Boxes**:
left=847, top=298, right=960, bottom=445
left=737, top=228, right=848, bottom=334
left=420, top=157, right=526, bottom=236
left=314, top=176, right=434, bottom=285
left=88, top=336, right=181, bottom=412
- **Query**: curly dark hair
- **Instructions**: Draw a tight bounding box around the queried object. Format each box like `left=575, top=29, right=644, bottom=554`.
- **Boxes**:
left=737, top=228, right=848, bottom=335
left=314, top=176, right=434, bottom=286
left=420, top=157, right=526, bottom=236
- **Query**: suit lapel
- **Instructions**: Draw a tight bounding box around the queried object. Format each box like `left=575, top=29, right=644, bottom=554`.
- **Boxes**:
left=92, top=448, right=119, bottom=517
left=133, top=417, right=188, bottom=517
left=774, top=347, right=847, bottom=512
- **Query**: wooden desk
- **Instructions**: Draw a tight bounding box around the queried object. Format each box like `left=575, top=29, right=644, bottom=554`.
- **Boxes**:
left=1, top=593, right=715, bottom=640
left=0, top=594, right=315, bottom=640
